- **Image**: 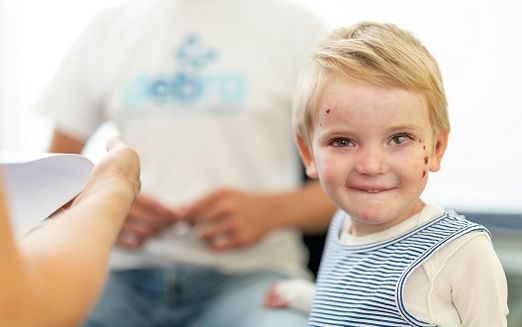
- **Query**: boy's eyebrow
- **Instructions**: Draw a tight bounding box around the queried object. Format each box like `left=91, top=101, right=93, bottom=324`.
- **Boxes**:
left=314, top=126, right=354, bottom=139
left=385, top=124, right=424, bottom=133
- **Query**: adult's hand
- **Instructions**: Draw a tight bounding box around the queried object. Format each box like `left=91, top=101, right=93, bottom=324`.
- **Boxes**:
left=72, top=137, right=141, bottom=205
left=182, top=188, right=281, bottom=251
left=0, top=138, right=143, bottom=327
left=88, top=137, right=141, bottom=196
left=116, top=192, right=181, bottom=250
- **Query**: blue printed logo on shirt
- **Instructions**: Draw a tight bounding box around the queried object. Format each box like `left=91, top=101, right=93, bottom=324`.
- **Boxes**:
left=122, top=34, right=247, bottom=113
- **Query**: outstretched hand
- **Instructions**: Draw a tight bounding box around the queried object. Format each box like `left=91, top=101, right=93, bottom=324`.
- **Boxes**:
left=0, top=138, right=144, bottom=326
left=82, top=137, right=140, bottom=196
left=49, top=138, right=141, bottom=218
left=72, top=137, right=141, bottom=208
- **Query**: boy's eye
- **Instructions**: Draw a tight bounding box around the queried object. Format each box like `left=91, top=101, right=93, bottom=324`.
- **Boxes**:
left=330, top=138, right=354, bottom=147
left=390, top=133, right=413, bottom=145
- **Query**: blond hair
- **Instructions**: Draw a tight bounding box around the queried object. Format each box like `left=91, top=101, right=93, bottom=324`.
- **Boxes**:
left=294, top=22, right=449, bottom=145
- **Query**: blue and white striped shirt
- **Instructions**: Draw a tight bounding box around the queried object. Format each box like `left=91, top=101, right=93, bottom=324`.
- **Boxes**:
left=308, top=210, right=487, bottom=327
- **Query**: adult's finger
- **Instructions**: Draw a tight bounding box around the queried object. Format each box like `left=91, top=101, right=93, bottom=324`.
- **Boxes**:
left=197, top=219, right=233, bottom=243
left=183, top=189, right=234, bottom=225
left=116, top=229, right=145, bottom=250
left=129, top=193, right=179, bottom=224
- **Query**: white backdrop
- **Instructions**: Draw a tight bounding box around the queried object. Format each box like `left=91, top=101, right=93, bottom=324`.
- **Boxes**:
left=1, top=0, right=521, bottom=212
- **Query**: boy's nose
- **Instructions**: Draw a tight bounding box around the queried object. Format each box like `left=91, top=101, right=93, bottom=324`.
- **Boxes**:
left=354, top=148, right=388, bottom=175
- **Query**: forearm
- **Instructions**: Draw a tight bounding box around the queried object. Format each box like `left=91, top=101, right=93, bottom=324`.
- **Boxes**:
left=0, top=138, right=139, bottom=326
left=0, top=176, right=39, bottom=326
left=18, top=177, right=135, bottom=326
left=0, top=176, right=61, bottom=326
left=270, top=182, right=336, bottom=234
left=0, top=176, right=17, bottom=254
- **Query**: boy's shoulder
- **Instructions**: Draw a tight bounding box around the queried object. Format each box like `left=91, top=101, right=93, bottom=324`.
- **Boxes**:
left=424, top=228, right=492, bottom=270
left=327, top=208, right=489, bottom=248
left=407, top=210, right=489, bottom=246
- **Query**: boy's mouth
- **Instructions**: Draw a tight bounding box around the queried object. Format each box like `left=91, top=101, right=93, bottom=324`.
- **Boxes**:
left=351, top=186, right=392, bottom=193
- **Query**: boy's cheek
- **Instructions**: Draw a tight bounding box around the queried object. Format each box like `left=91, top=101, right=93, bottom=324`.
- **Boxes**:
left=314, top=157, right=343, bottom=185
left=403, top=144, right=432, bottom=178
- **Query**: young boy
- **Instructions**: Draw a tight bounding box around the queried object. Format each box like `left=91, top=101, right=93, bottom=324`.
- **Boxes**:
left=268, top=22, right=508, bottom=326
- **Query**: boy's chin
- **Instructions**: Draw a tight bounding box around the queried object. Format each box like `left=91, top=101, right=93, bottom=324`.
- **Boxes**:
left=344, top=207, right=412, bottom=232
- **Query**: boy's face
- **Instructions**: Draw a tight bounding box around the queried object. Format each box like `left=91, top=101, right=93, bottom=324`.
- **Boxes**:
left=297, top=77, right=448, bottom=236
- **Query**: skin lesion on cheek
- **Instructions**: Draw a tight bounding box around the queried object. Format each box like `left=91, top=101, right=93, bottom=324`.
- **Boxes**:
left=419, top=138, right=428, bottom=178
left=419, top=138, right=426, bottom=150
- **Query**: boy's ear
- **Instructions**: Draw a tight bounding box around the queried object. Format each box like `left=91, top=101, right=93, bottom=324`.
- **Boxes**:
left=429, top=130, right=449, bottom=173
left=296, top=135, right=319, bottom=179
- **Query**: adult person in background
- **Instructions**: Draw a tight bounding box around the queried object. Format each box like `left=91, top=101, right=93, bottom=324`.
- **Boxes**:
left=0, top=138, right=140, bottom=327
left=38, top=0, right=336, bottom=325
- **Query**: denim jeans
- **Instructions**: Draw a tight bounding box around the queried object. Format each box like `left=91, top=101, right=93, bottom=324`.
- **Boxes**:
left=82, top=263, right=309, bottom=327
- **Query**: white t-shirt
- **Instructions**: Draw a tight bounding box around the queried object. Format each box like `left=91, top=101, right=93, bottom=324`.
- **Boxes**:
left=340, top=204, right=509, bottom=326
left=38, top=0, right=326, bottom=277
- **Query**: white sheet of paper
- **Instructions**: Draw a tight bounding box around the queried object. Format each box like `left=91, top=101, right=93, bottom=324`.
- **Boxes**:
left=0, top=152, right=94, bottom=237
